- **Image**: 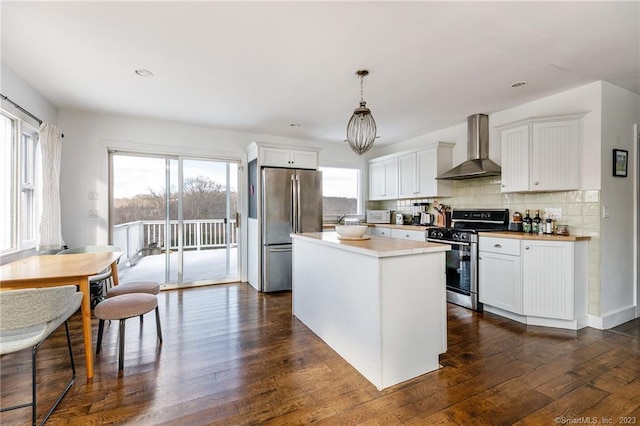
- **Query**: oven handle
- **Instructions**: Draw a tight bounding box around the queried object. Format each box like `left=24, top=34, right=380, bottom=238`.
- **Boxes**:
left=427, top=238, right=471, bottom=247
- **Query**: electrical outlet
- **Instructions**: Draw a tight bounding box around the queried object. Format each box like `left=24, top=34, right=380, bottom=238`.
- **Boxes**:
left=88, top=209, right=99, bottom=218
left=544, top=208, right=562, bottom=220
left=88, top=191, right=99, bottom=200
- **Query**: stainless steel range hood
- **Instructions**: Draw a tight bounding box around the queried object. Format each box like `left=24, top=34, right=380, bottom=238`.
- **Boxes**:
left=436, top=113, right=501, bottom=180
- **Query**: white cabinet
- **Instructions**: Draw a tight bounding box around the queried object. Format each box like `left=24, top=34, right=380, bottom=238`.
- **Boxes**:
left=499, top=114, right=583, bottom=193
left=480, top=236, right=588, bottom=330
left=398, top=153, right=417, bottom=198
left=371, top=227, right=391, bottom=238
left=369, top=158, right=398, bottom=200
left=479, top=237, right=522, bottom=314
left=397, top=143, right=454, bottom=199
left=521, top=240, right=584, bottom=321
left=390, top=228, right=425, bottom=242
left=261, top=147, right=318, bottom=169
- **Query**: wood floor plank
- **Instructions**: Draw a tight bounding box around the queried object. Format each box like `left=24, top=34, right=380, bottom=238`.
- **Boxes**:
left=2, top=283, right=639, bottom=426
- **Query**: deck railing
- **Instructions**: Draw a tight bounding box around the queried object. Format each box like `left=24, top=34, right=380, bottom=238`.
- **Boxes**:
left=113, top=219, right=237, bottom=262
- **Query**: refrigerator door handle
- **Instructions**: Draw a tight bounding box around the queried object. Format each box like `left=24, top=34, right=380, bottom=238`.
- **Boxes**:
left=291, top=174, right=297, bottom=233
left=296, top=174, right=302, bottom=233
left=269, top=247, right=292, bottom=253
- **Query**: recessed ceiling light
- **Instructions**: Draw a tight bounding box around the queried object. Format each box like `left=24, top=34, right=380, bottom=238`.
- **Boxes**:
left=135, top=69, right=153, bottom=77
left=511, top=81, right=527, bottom=88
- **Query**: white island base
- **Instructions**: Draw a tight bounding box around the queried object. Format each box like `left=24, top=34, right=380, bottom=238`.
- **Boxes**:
left=291, top=232, right=450, bottom=390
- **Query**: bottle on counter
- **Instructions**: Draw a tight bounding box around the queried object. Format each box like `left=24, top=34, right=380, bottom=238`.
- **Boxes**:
left=523, top=210, right=532, bottom=233
left=532, top=210, right=542, bottom=234
left=544, top=218, right=554, bottom=235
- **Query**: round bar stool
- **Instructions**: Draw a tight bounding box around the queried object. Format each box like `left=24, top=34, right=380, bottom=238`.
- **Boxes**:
left=94, top=293, right=162, bottom=372
left=106, top=281, right=160, bottom=324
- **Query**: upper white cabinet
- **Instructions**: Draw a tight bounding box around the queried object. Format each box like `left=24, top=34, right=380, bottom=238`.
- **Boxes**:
left=369, top=157, right=398, bottom=200
left=260, top=147, right=318, bottom=169
left=398, top=153, right=418, bottom=198
left=499, top=114, right=584, bottom=193
left=371, top=142, right=453, bottom=201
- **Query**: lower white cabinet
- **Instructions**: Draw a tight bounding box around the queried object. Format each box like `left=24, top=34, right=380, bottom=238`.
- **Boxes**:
left=522, top=240, right=584, bottom=321
left=371, top=227, right=391, bottom=238
left=390, top=229, right=425, bottom=242
left=479, top=236, right=588, bottom=330
left=479, top=237, right=522, bottom=314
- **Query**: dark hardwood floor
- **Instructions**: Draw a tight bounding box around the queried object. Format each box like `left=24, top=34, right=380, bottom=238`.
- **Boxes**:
left=2, top=283, right=639, bottom=425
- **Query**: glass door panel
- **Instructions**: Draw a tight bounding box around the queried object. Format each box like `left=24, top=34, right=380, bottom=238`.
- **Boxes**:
left=182, top=159, right=238, bottom=283
left=111, top=153, right=239, bottom=286
left=112, top=154, right=172, bottom=284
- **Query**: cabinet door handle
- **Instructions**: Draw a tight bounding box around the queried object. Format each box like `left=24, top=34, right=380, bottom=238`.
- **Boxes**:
left=405, top=234, right=410, bottom=238
left=534, top=181, right=539, bottom=185
left=494, top=244, right=502, bottom=248
left=525, top=246, right=530, bottom=250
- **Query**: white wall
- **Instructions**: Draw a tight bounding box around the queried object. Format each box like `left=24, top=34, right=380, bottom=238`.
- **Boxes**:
left=599, top=82, right=640, bottom=320
left=1, top=63, right=58, bottom=125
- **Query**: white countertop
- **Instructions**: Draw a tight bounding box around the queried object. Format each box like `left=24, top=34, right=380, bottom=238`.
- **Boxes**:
left=291, top=231, right=450, bottom=258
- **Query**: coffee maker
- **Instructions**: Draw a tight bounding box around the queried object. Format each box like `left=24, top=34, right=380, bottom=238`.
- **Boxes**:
left=412, top=203, right=432, bottom=225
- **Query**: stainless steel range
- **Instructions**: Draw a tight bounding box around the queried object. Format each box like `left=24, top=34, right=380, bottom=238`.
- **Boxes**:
left=426, top=209, right=509, bottom=311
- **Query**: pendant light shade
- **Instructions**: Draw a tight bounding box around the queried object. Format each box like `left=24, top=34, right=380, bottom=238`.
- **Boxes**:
left=346, top=70, right=377, bottom=155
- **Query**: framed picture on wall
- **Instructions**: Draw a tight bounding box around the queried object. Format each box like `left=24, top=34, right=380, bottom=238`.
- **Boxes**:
left=613, top=149, right=628, bottom=177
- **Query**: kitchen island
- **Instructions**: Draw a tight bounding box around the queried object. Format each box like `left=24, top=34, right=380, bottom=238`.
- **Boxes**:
left=291, top=231, right=450, bottom=390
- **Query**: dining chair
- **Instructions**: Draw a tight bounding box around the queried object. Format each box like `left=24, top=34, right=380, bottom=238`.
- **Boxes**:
left=0, top=285, right=83, bottom=426
left=57, top=245, right=122, bottom=307
left=94, top=293, right=162, bottom=373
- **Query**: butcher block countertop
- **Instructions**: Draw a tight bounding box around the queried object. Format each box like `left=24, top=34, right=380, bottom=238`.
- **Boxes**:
left=291, top=231, right=450, bottom=258
left=478, top=231, right=591, bottom=242
left=323, top=223, right=431, bottom=231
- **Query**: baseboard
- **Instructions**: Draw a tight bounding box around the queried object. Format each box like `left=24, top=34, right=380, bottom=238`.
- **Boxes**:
left=588, top=305, right=638, bottom=330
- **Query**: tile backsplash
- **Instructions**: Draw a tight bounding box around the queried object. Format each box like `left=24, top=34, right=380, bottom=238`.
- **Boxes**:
left=367, top=176, right=601, bottom=316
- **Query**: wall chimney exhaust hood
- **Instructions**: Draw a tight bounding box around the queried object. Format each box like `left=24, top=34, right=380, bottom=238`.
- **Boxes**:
left=436, top=113, right=501, bottom=180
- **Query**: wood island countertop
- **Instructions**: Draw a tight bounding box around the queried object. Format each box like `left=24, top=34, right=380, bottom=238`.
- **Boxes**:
left=291, top=231, right=450, bottom=258
left=478, top=231, right=591, bottom=242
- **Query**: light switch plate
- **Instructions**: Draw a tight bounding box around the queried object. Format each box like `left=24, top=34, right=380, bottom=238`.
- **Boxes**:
left=88, top=209, right=99, bottom=218
left=544, top=208, right=562, bottom=219
left=88, top=191, right=99, bottom=200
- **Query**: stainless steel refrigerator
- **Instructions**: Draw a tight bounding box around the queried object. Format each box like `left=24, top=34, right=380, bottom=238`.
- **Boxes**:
left=261, top=167, right=323, bottom=292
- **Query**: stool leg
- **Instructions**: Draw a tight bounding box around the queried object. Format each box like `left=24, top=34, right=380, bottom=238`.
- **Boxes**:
left=139, top=314, right=144, bottom=324
left=118, top=319, right=126, bottom=372
left=155, top=306, right=163, bottom=344
left=96, top=319, right=105, bottom=353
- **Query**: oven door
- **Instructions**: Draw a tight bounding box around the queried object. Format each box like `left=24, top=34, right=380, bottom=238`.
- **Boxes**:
left=445, top=242, right=474, bottom=294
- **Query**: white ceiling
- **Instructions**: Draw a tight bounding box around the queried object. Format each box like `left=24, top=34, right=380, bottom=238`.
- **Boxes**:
left=2, top=1, right=639, bottom=147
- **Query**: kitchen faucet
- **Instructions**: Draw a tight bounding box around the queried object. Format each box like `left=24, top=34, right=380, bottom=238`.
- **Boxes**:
left=337, top=214, right=347, bottom=224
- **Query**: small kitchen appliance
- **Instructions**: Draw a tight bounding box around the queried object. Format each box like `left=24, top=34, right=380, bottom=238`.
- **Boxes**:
left=426, top=209, right=509, bottom=311
left=420, top=212, right=433, bottom=226
left=412, top=202, right=430, bottom=225
left=396, top=213, right=404, bottom=225
left=366, top=210, right=392, bottom=224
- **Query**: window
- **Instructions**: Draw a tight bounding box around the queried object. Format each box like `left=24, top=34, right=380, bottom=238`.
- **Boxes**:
left=319, top=166, right=360, bottom=216
left=1, top=110, right=39, bottom=254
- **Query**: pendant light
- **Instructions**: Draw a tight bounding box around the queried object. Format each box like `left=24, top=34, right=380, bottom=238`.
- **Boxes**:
left=346, top=70, right=377, bottom=155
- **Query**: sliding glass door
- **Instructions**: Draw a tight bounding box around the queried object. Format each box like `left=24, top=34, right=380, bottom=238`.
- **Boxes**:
left=110, top=152, right=238, bottom=287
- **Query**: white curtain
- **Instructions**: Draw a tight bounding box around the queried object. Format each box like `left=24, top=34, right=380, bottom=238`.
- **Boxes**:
left=37, top=123, right=64, bottom=250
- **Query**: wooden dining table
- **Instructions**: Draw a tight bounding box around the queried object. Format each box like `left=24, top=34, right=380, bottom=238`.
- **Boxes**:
left=0, top=251, right=122, bottom=380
